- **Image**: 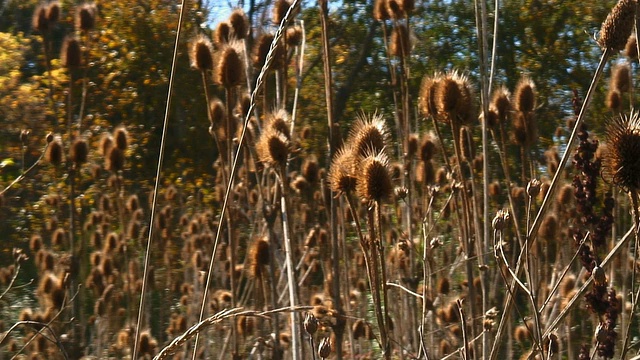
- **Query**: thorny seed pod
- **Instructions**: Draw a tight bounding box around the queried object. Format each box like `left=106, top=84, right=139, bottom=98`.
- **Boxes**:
left=526, top=178, right=541, bottom=198
left=106, top=146, right=124, bottom=172
left=273, top=0, right=291, bottom=24
left=114, top=126, right=128, bottom=151
left=256, top=127, right=289, bottom=168
left=419, top=74, right=440, bottom=118
left=61, top=36, right=82, bottom=68
left=32, top=4, right=48, bottom=32
left=356, top=150, right=393, bottom=204
left=514, top=76, right=536, bottom=113
left=434, top=70, right=474, bottom=125
left=76, top=3, right=97, bottom=32
left=286, top=25, right=303, bottom=47
left=46, top=136, right=63, bottom=166
left=606, top=89, right=622, bottom=111
left=249, top=238, right=270, bottom=277
left=349, top=112, right=390, bottom=159
left=189, top=35, right=214, bottom=71
left=47, top=2, right=60, bottom=25
left=328, top=146, right=357, bottom=196
left=491, top=86, right=511, bottom=122
left=604, top=110, right=640, bottom=191
left=215, top=21, right=231, bottom=45
left=215, top=45, right=244, bottom=88
left=611, top=62, right=631, bottom=93
left=70, top=138, right=89, bottom=166
left=386, top=0, right=404, bottom=19
left=598, top=0, right=636, bottom=51
left=253, top=33, right=286, bottom=70
left=228, top=9, right=249, bottom=40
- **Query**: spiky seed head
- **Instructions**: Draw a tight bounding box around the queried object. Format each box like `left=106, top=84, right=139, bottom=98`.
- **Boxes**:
left=420, top=134, right=436, bottom=161
left=266, top=109, right=292, bottom=139
left=46, top=137, right=63, bottom=166
left=390, top=24, right=410, bottom=58
left=511, top=112, right=537, bottom=146
left=607, top=89, right=622, bottom=111
left=407, top=133, right=419, bottom=158
left=491, top=86, right=511, bottom=122
left=604, top=110, right=640, bottom=191
left=304, top=313, right=319, bottom=335
left=437, top=277, right=450, bottom=294
left=598, top=0, right=636, bottom=51
left=419, top=74, right=440, bottom=118
left=114, top=126, right=128, bottom=151
left=356, top=150, right=393, bottom=204
left=328, top=146, right=357, bottom=195
left=273, top=0, right=290, bottom=24
left=47, top=2, right=60, bottom=25
left=434, top=71, right=473, bottom=124
left=349, top=112, right=389, bottom=159
left=286, top=26, right=303, bottom=47
left=318, top=337, right=332, bottom=358
left=373, top=0, right=390, bottom=20
left=209, top=98, right=226, bottom=126
left=189, top=35, right=214, bottom=71
left=435, top=76, right=460, bottom=116
left=249, top=238, right=270, bottom=277
left=626, top=35, right=638, bottom=59
left=539, top=214, right=558, bottom=241
left=70, top=138, right=88, bottom=166
left=459, top=126, right=474, bottom=161
left=228, top=9, right=249, bottom=40
left=215, top=21, right=231, bottom=45
left=302, top=156, right=319, bottom=183
left=215, top=45, right=244, bottom=88
left=256, top=128, right=289, bottom=169
left=61, top=36, right=82, bottom=68
left=106, top=146, right=124, bottom=172
left=76, top=3, right=97, bottom=32
left=33, top=4, right=48, bottom=32
left=253, top=33, right=286, bottom=70
left=514, top=76, right=536, bottom=113
left=611, top=62, right=631, bottom=93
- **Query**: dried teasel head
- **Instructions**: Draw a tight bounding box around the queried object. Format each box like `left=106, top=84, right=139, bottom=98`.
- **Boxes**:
left=286, top=25, right=303, bottom=47
left=514, top=76, right=536, bottom=113
left=61, top=36, right=82, bottom=68
left=253, top=33, right=286, bottom=71
left=606, top=89, right=622, bottom=112
left=386, top=0, right=405, bottom=19
left=215, top=21, right=231, bottom=45
left=491, top=86, right=511, bottom=122
left=273, top=0, right=291, bottom=24
left=348, top=112, right=390, bottom=159
left=328, top=145, right=357, bottom=196
left=215, top=44, right=245, bottom=88
left=228, top=8, right=249, bottom=40
left=189, top=35, right=214, bottom=71
left=610, top=62, right=631, bottom=93
left=356, top=150, right=393, bottom=204
left=598, top=0, right=636, bottom=52
left=47, top=2, right=60, bottom=25
left=419, top=74, right=440, bottom=118
left=46, top=136, right=63, bottom=166
left=256, top=127, right=289, bottom=169
left=603, top=110, right=640, bottom=191
left=75, top=3, right=97, bottom=32
left=265, top=109, right=292, bottom=139
left=434, top=70, right=474, bottom=125
left=70, top=138, right=89, bottom=166
left=114, top=125, right=128, bottom=151
left=32, top=4, right=49, bottom=33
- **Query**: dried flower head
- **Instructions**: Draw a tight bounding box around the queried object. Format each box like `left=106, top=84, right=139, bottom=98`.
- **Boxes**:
left=611, top=62, right=631, bottom=93
left=228, top=9, right=249, bottom=40
left=598, top=0, right=636, bottom=51
left=114, top=126, right=128, bottom=151
left=286, top=25, right=303, bottom=47
left=328, top=145, right=357, bottom=196
left=61, top=36, right=82, bottom=68
left=514, top=76, right=536, bottom=113
left=434, top=70, right=474, bottom=124
left=33, top=4, right=49, bottom=32
left=253, top=33, right=286, bottom=70
left=76, top=3, right=97, bottom=32
left=215, top=44, right=245, bottom=88
left=419, top=74, right=440, bottom=118
left=373, top=0, right=390, bottom=20
left=273, top=0, right=291, bottom=24
left=356, top=150, right=393, bottom=203
left=189, top=35, right=214, bottom=71
left=606, top=89, right=622, bottom=111
left=349, top=112, right=390, bottom=159
left=266, top=109, right=292, bottom=139
left=386, top=0, right=405, bottom=19
left=215, top=21, right=231, bottom=45
left=47, top=2, right=60, bottom=25
left=491, top=86, right=511, bottom=123
left=256, top=127, right=289, bottom=169
left=604, top=110, right=640, bottom=191
left=70, top=138, right=88, bottom=166
left=46, top=136, right=63, bottom=166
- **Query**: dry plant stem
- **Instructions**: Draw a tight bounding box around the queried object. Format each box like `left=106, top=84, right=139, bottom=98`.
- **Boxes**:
left=541, top=227, right=634, bottom=343
left=289, top=21, right=305, bottom=137
left=267, top=226, right=283, bottom=359
left=367, top=206, right=390, bottom=360
left=192, top=1, right=300, bottom=357
left=133, top=0, right=187, bottom=357
left=621, top=190, right=640, bottom=359
left=0, top=142, right=48, bottom=196
left=0, top=261, right=22, bottom=300
left=490, top=48, right=610, bottom=359
left=277, top=170, right=302, bottom=360
left=376, top=201, right=391, bottom=358
left=4, top=321, right=70, bottom=360
left=418, top=195, right=437, bottom=359
left=318, top=0, right=344, bottom=357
